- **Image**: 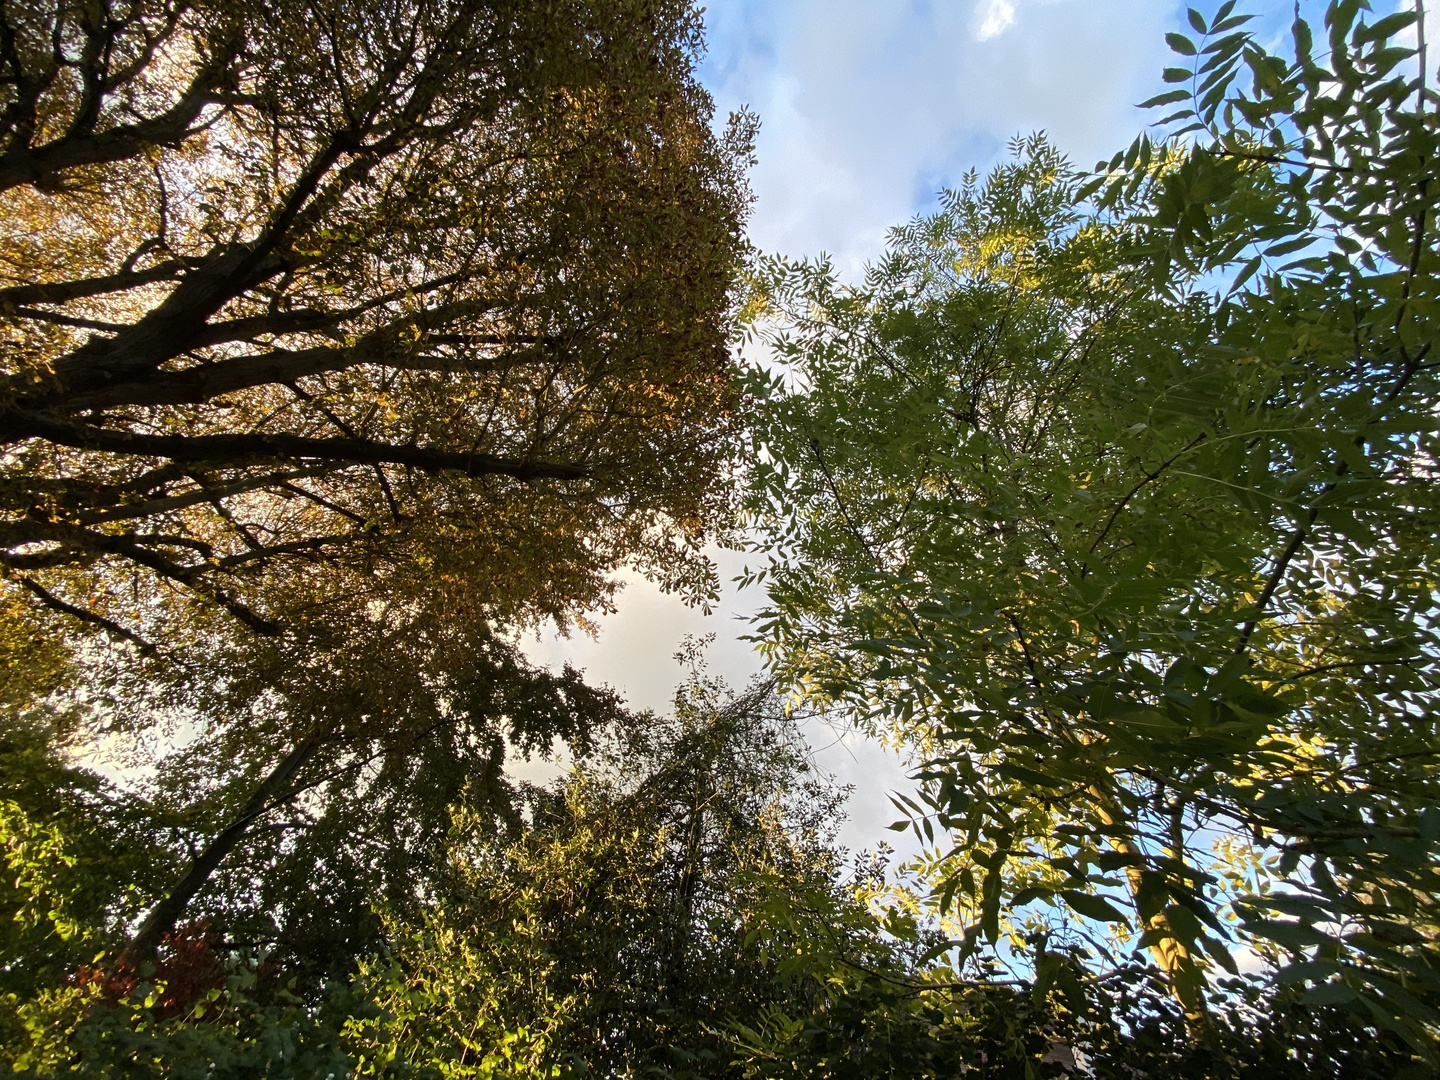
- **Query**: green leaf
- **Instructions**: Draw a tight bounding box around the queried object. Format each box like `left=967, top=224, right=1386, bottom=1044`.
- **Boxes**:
left=1354, top=11, right=1417, bottom=47
left=1011, top=885, right=1055, bottom=908
left=1164, top=902, right=1203, bottom=946
left=982, top=894, right=1001, bottom=943
left=1139, top=89, right=1193, bottom=109
left=1228, top=255, right=1262, bottom=294
left=1294, top=17, right=1314, bottom=61
left=1304, top=982, right=1359, bottom=1006
left=1277, top=959, right=1341, bottom=985
left=1167, top=32, right=1199, bottom=56
left=995, top=762, right=1060, bottom=788
left=1212, top=13, right=1255, bottom=34
left=1200, top=933, right=1240, bottom=975
left=1246, top=918, right=1331, bottom=951
left=1264, top=236, right=1314, bottom=257
left=1061, top=890, right=1129, bottom=924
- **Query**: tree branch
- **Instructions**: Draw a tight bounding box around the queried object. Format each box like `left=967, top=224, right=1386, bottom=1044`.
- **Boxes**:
left=71, top=528, right=281, bottom=635
left=30, top=290, right=517, bottom=412
left=1087, top=432, right=1208, bottom=560
left=75, top=466, right=336, bottom=526
left=0, top=259, right=189, bottom=307
left=4, top=409, right=591, bottom=482
left=0, top=48, right=233, bottom=192
left=213, top=534, right=358, bottom=568
left=123, top=729, right=326, bottom=961
left=54, top=316, right=533, bottom=412
left=1235, top=341, right=1432, bottom=654
left=9, top=573, right=157, bottom=655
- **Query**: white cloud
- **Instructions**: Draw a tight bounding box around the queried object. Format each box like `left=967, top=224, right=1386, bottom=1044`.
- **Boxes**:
left=975, top=0, right=1017, bottom=41
left=701, top=0, right=1176, bottom=275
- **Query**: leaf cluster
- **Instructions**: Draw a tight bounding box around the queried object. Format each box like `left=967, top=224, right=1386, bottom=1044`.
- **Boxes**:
left=742, top=0, right=1440, bottom=1061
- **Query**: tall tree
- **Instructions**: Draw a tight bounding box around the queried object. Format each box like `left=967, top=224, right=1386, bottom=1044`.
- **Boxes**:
left=271, top=667, right=855, bottom=1078
left=744, top=1, right=1440, bottom=1059
left=0, top=0, right=752, bottom=957
left=1, top=0, right=751, bottom=644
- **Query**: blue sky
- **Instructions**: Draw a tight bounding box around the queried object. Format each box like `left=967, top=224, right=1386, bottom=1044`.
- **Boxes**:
left=523, top=0, right=1396, bottom=852
left=697, top=0, right=1184, bottom=274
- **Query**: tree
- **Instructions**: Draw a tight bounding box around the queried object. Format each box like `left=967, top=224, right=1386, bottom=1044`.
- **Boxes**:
left=0, top=0, right=752, bottom=960
left=130, top=619, right=628, bottom=975
left=2, top=0, right=752, bottom=645
left=246, top=666, right=857, bottom=1078
left=743, top=0, right=1440, bottom=1060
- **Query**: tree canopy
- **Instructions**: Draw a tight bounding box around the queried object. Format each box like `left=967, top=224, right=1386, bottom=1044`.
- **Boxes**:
left=7, top=0, right=1440, bottom=1076
left=0, top=0, right=755, bottom=963
left=744, top=0, right=1440, bottom=1061
left=1, top=0, right=753, bottom=649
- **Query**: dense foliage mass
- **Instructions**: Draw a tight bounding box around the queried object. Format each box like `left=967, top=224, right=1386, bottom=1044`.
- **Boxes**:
left=5, top=663, right=1421, bottom=1076
left=5, top=0, right=1440, bottom=1075
left=0, top=0, right=753, bottom=966
left=745, top=0, right=1440, bottom=1068
left=3, top=0, right=752, bottom=635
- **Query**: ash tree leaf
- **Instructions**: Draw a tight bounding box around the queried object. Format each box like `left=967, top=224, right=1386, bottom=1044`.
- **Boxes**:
left=1167, top=32, right=1199, bottom=55
left=1061, top=890, right=1130, bottom=924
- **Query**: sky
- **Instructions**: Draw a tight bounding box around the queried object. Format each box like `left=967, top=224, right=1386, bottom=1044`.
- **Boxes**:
left=520, top=0, right=1358, bottom=854
left=698, top=0, right=1181, bottom=276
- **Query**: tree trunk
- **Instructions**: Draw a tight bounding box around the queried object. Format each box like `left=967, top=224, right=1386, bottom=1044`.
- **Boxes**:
left=667, top=768, right=710, bottom=994
left=120, top=733, right=323, bottom=963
